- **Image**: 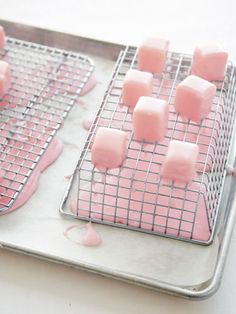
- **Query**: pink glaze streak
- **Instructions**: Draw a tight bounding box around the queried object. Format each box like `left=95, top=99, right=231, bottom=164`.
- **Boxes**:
left=1, top=137, right=63, bottom=214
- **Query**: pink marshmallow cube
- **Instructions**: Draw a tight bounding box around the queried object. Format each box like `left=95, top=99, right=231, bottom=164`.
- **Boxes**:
left=133, top=96, right=168, bottom=142
left=161, top=140, right=199, bottom=183
left=0, top=26, right=5, bottom=49
left=0, top=60, right=11, bottom=97
left=191, top=42, right=228, bottom=81
left=123, top=69, right=153, bottom=107
left=138, top=37, right=169, bottom=73
left=91, top=127, right=127, bottom=169
left=174, top=75, right=216, bottom=122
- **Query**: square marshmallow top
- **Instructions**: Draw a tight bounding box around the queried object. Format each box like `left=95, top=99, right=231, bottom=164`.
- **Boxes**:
left=174, top=75, right=216, bottom=122
left=123, top=69, right=153, bottom=107
left=161, top=140, right=199, bottom=183
left=91, top=127, right=127, bottom=169
left=133, top=96, right=168, bottom=142
left=191, top=42, right=228, bottom=81
left=0, top=60, right=11, bottom=97
left=138, top=37, right=169, bottom=73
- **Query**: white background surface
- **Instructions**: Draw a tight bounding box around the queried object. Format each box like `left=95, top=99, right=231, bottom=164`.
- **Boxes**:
left=0, top=0, right=236, bottom=313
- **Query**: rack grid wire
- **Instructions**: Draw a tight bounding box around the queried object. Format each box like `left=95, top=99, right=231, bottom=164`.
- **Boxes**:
left=61, top=46, right=236, bottom=244
left=0, top=37, right=94, bottom=212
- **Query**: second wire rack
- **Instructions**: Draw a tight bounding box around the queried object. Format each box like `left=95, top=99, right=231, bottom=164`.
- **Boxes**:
left=0, top=37, right=94, bottom=212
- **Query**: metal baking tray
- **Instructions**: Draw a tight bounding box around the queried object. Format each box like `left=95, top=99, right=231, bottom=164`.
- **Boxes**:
left=0, top=19, right=236, bottom=300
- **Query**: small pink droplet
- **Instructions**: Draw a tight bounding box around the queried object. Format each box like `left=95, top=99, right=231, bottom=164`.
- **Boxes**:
left=143, top=142, right=149, bottom=151
left=64, top=173, right=72, bottom=180
left=82, top=117, right=93, bottom=131
left=100, top=172, right=105, bottom=183
left=77, top=98, right=85, bottom=107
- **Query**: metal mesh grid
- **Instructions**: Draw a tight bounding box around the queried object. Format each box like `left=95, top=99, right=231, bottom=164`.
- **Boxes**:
left=0, top=37, right=94, bottom=212
left=61, top=46, right=236, bottom=244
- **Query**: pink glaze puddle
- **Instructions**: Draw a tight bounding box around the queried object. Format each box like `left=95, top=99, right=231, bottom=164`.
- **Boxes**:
left=0, top=137, right=63, bottom=214
left=71, top=165, right=210, bottom=242
left=63, top=222, right=102, bottom=247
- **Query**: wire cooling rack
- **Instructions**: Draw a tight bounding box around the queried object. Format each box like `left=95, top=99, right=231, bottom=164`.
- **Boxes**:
left=60, top=46, right=236, bottom=244
left=0, top=37, right=94, bottom=212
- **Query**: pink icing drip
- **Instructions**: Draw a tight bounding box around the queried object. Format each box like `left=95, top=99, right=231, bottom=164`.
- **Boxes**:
left=80, top=74, right=97, bottom=96
left=63, top=222, right=102, bottom=247
left=82, top=222, right=102, bottom=247
left=10, top=170, right=41, bottom=211
left=0, top=168, right=4, bottom=182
